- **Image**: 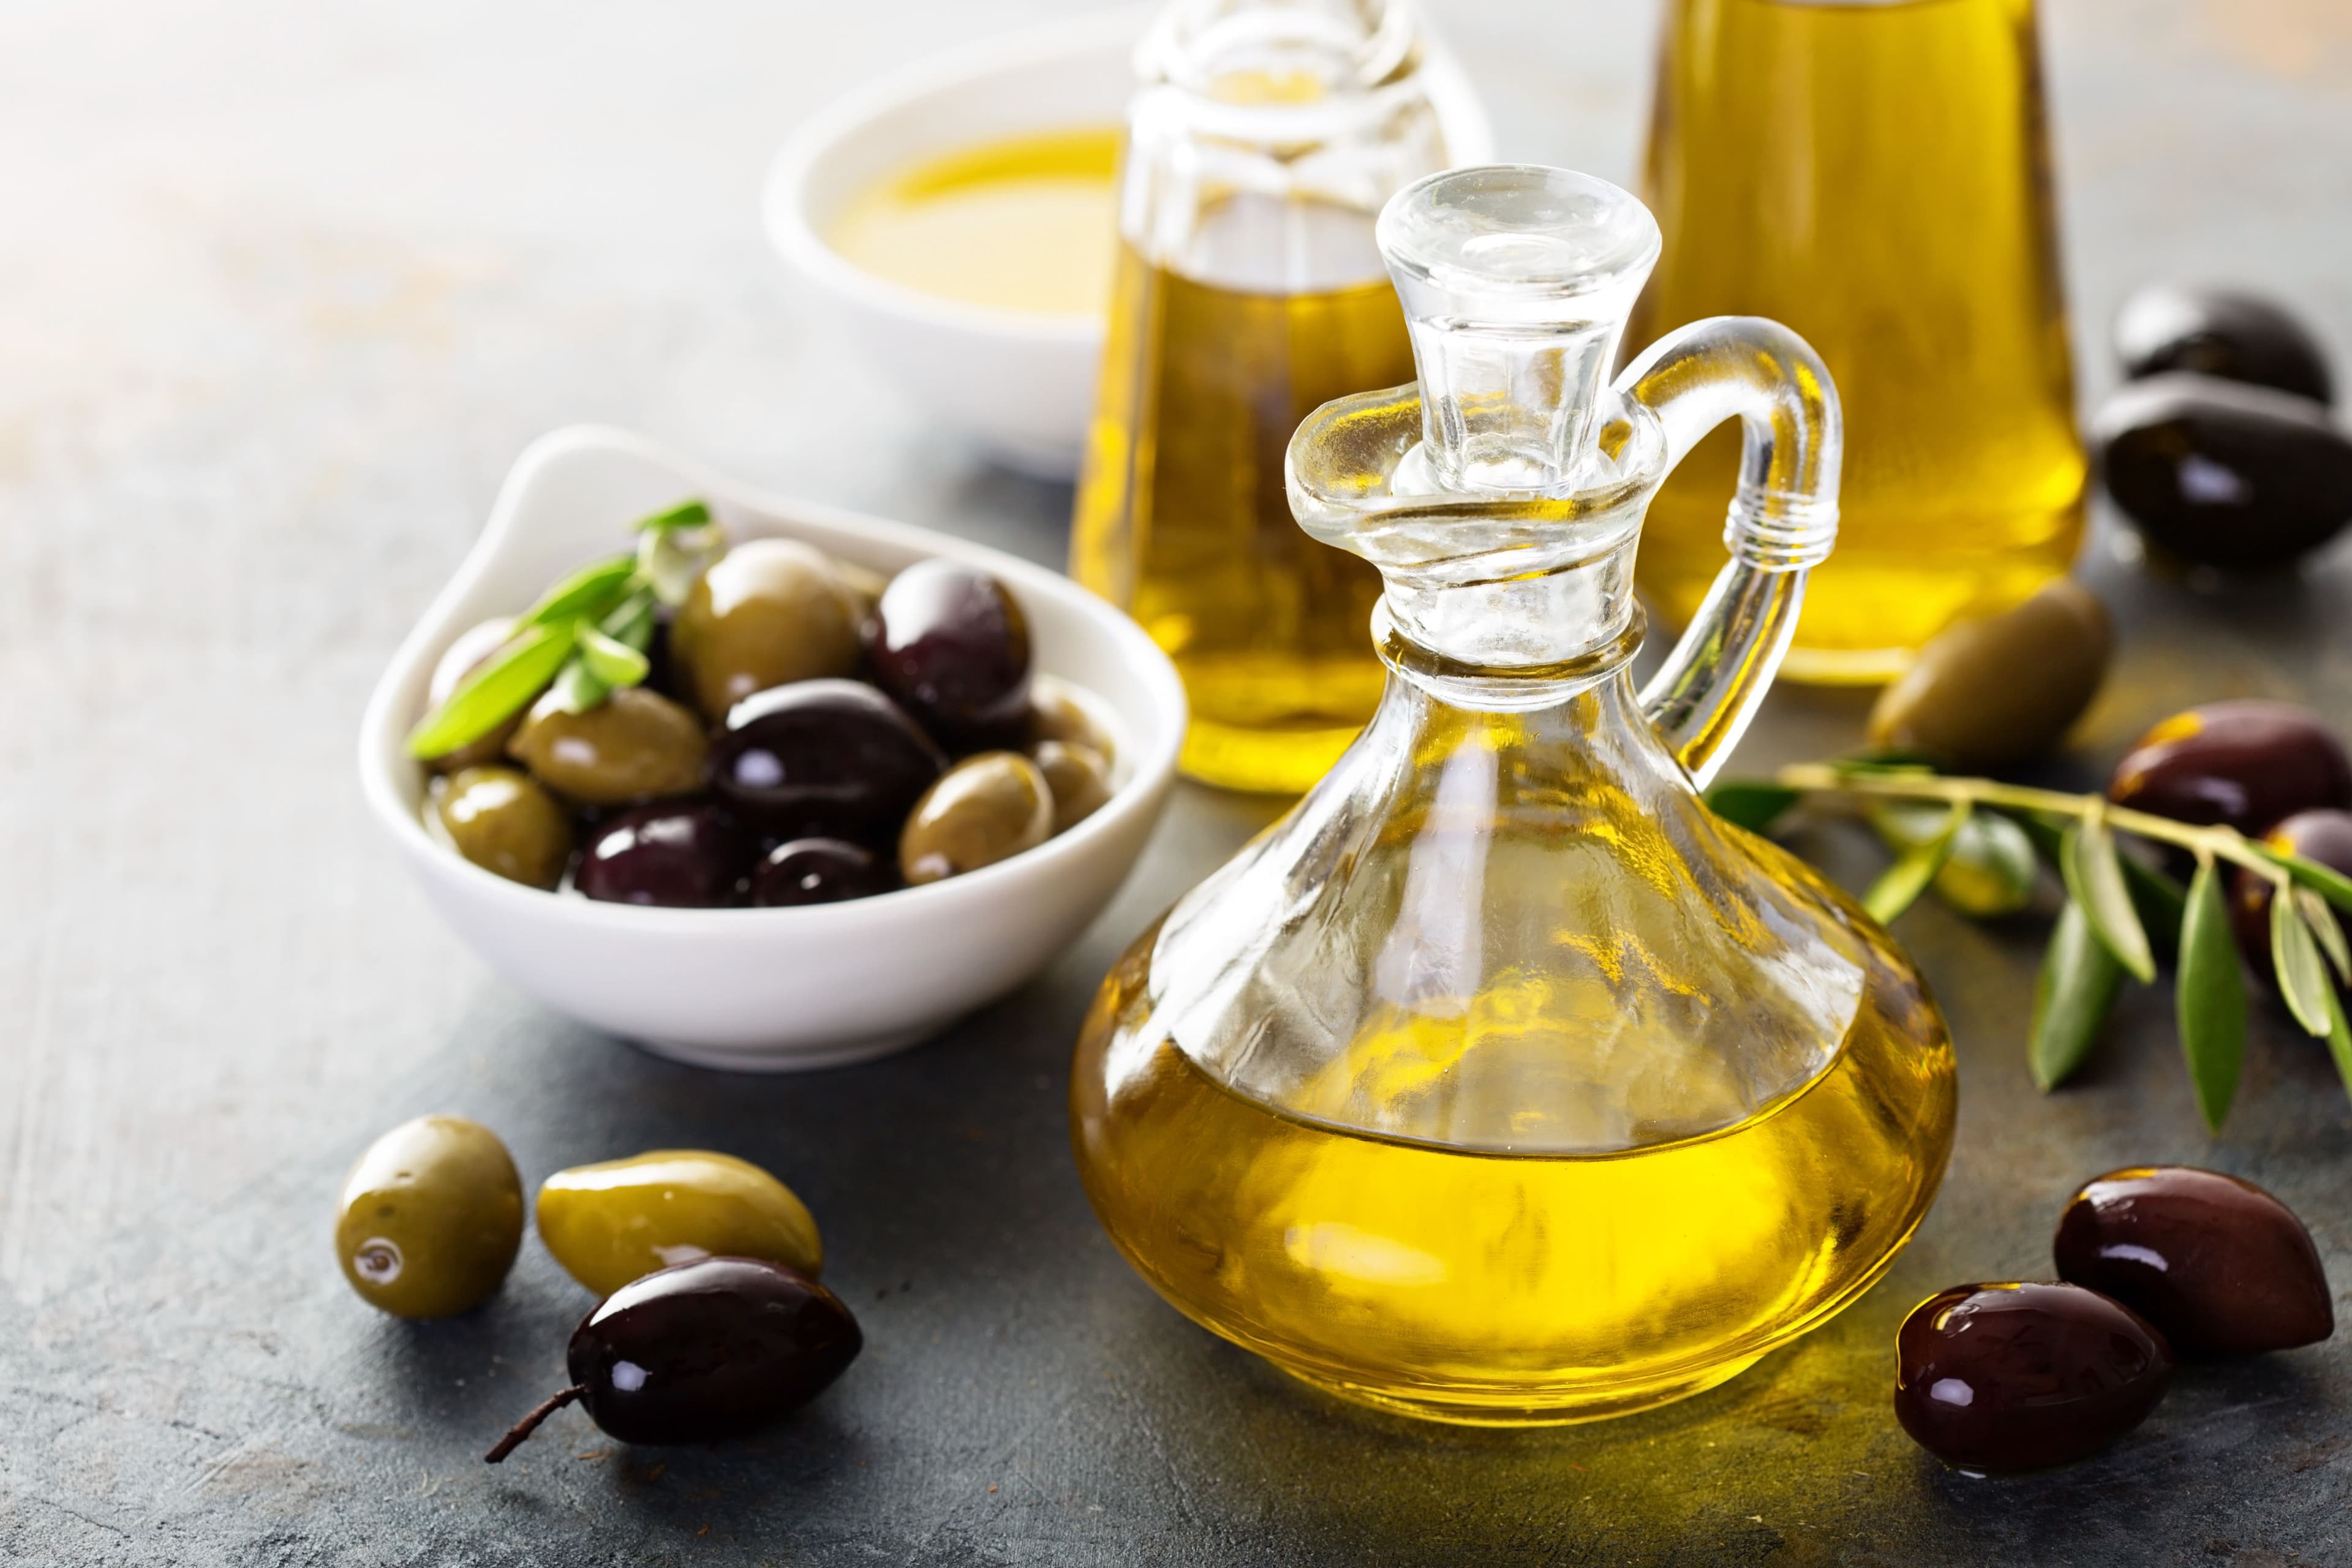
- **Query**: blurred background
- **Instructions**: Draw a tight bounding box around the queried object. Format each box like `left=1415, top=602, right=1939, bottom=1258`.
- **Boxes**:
left=0, top=0, right=2345, bottom=1310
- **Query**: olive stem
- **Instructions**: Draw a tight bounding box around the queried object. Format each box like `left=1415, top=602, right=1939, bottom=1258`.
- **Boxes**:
left=484, top=1384, right=588, bottom=1464
left=1772, top=765, right=2296, bottom=889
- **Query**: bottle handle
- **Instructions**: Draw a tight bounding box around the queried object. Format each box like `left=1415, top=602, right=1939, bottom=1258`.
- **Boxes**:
left=1615, top=316, right=1842, bottom=786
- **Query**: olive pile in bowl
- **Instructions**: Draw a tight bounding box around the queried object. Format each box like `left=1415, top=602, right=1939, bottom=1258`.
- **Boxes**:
left=410, top=501, right=1118, bottom=908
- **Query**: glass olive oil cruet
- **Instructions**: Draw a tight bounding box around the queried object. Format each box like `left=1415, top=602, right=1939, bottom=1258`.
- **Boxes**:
left=1072, top=166, right=1957, bottom=1425
left=1632, top=0, right=2083, bottom=683
left=1070, top=0, right=1450, bottom=793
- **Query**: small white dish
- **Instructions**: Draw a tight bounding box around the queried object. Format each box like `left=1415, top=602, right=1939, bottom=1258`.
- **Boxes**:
left=358, top=426, right=1185, bottom=1072
left=763, top=6, right=1497, bottom=479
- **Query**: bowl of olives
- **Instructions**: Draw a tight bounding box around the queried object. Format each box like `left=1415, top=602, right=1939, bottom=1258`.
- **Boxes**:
left=358, top=426, right=1184, bottom=1069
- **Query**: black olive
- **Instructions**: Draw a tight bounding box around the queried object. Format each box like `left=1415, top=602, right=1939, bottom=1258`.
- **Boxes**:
left=708, top=680, right=946, bottom=846
left=2231, top=809, right=2352, bottom=984
left=575, top=802, right=752, bottom=908
left=750, top=837, right=897, bottom=907
left=2114, top=284, right=2333, bottom=404
left=2091, top=373, right=2352, bottom=569
left=2054, top=1166, right=2332, bottom=1356
left=485, top=1256, right=861, bottom=1460
left=865, top=561, right=1032, bottom=749
left=2108, top=700, right=2352, bottom=839
left=1894, top=1281, right=2174, bottom=1472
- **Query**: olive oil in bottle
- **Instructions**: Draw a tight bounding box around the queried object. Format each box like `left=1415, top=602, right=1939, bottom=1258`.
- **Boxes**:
left=1632, top=0, right=2084, bottom=682
left=1069, top=0, right=1448, bottom=793
left=1071, top=216, right=1417, bottom=793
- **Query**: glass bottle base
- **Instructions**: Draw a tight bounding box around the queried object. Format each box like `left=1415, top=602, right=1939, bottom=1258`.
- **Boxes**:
left=1281, top=1349, right=1765, bottom=1427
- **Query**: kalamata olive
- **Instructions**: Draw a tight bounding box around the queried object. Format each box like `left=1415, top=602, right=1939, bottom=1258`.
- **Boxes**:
left=709, top=679, right=945, bottom=845
left=750, top=837, right=897, bottom=907
left=423, top=617, right=528, bottom=772
left=424, top=766, right=573, bottom=890
left=866, top=560, right=1032, bottom=747
left=575, top=802, right=752, bottom=908
left=2108, top=699, right=2352, bottom=837
left=1032, top=741, right=1112, bottom=834
left=2115, top=284, right=2334, bottom=405
left=670, top=538, right=862, bottom=719
left=900, top=752, right=1052, bottom=885
left=2054, top=1166, right=2332, bottom=1356
left=507, top=686, right=708, bottom=807
left=2092, top=374, right=2352, bottom=569
left=1027, top=677, right=1116, bottom=764
left=334, top=1115, right=524, bottom=1320
left=485, top=1256, right=861, bottom=1460
left=537, top=1150, right=823, bottom=1298
left=1894, top=1281, right=2174, bottom=1472
left=2232, top=809, right=2352, bottom=980
left=1867, top=578, right=2111, bottom=771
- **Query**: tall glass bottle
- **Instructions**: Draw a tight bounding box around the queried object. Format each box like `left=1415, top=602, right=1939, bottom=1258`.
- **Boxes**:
left=1070, top=0, right=1451, bottom=792
left=1072, top=165, right=1956, bottom=1425
left=1631, top=0, right=2084, bottom=683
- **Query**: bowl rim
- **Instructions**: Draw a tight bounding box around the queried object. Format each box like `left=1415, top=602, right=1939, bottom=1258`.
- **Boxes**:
left=356, top=424, right=1186, bottom=935
left=763, top=7, right=1145, bottom=348
left=762, top=4, right=1499, bottom=346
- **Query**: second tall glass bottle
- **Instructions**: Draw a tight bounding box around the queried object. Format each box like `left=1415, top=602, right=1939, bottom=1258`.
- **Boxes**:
left=1071, top=0, right=1452, bottom=792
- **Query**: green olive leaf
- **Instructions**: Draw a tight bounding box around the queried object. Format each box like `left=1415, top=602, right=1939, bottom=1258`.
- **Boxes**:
left=2271, top=887, right=2336, bottom=1038
left=633, top=499, right=712, bottom=535
left=2176, top=859, right=2247, bottom=1132
left=1705, top=780, right=1802, bottom=833
left=2060, top=815, right=2157, bottom=984
left=2013, top=810, right=2184, bottom=962
left=548, top=654, right=611, bottom=716
left=1864, top=801, right=1970, bottom=924
left=2297, top=886, right=2352, bottom=984
left=405, top=622, right=575, bottom=758
left=516, top=555, right=636, bottom=632
left=600, top=587, right=658, bottom=652
left=2324, top=986, right=2352, bottom=1113
left=576, top=621, right=650, bottom=688
left=2031, top=899, right=2127, bottom=1091
left=2248, top=842, right=2352, bottom=916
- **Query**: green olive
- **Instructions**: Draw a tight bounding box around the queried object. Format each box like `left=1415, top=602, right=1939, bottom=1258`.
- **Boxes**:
left=1027, top=677, right=1115, bottom=764
left=507, top=685, right=707, bottom=806
left=334, top=1115, right=524, bottom=1319
left=900, top=752, right=1052, bottom=884
left=1032, top=740, right=1112, bottom=834
left=423, top=617, right=527, bottom=772
left=1871, top=801, right=2040, bottom=918
left=671, top=539, right=862, bottom=718
left=424, top=766, right=573, bottom=889
left=1867, top=578, right=2111, bottom=771
left=536, top=1149, right=823, bottom=1297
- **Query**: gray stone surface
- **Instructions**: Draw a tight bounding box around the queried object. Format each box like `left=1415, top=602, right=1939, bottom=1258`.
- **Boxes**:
left=2, top=1, right=2349, bottom=1563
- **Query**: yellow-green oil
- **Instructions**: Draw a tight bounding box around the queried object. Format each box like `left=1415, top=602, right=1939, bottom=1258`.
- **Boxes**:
left=1071, top=879, right=1956, bottom=1425
left=1070, top=211, right=1417, bottom=794
left=1632, top=0, right=2084, bottom=682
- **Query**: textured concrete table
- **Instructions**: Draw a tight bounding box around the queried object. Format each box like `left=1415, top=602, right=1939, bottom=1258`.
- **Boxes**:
left=3, top=1, right=2349, bottom=1563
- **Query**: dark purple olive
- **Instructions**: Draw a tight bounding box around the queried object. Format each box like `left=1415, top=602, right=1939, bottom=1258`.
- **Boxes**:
left=750, top=837, right=897, bottom=907
left=2231, top=809, right=2352, bottom=981
left=2108, top=700, right=2352, bottom=839
left=2054, top=1166, right=2332, bottom=1356
left=865, top=560, right=1031, bottom=748
left=486, top=1256, right=861, bottom=1460
left=2115, top=285, right=2334, bottom=405
left=709, top=680, right=946, bottom=845
left=2092, top=374, right=2352, bottom=569
left=1894, top=1281, right=2174, bottom=1472
left=575, top=802, right=750, bottom=908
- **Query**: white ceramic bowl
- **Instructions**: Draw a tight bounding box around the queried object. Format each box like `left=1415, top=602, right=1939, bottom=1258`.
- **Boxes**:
left=358, top=426, right=1185, bottom=1071
left=763, top=6, right=1497, bottom=479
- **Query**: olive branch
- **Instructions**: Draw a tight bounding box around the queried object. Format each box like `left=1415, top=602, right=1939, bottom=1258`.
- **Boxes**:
left=1708, top=760, right=2352, bottom=1131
